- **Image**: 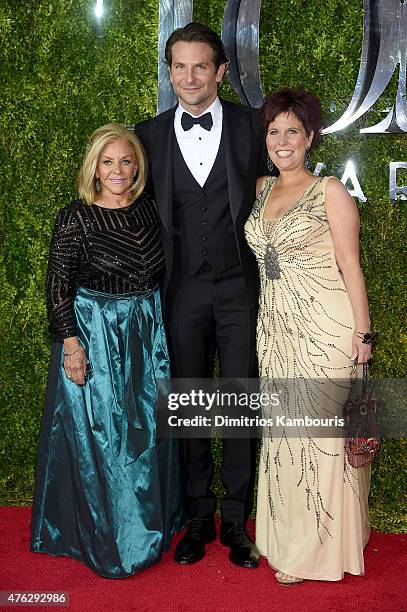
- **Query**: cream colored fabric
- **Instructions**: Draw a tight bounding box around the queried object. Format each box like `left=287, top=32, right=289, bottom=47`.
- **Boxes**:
left=245, top=176, right=371, bottom=581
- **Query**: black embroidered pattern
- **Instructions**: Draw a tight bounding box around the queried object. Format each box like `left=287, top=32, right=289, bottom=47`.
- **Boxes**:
left=46, top=193, right=164, bottom=340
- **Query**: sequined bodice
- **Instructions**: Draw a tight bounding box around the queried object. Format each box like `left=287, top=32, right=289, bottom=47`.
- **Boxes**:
left=245, top=176, right=341, bottom=292
left=47, top=193, right=164, bottom=340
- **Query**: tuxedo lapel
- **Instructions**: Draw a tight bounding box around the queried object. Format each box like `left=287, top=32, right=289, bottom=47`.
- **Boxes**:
left=221, top=99, right=251, bottom=223
left=148, top=107, right=176, bottom=234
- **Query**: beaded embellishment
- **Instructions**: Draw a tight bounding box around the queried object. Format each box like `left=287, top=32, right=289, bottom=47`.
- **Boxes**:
left=264, top=243, right=281, bottom=280
left=244, top=176, right=364, bottom=542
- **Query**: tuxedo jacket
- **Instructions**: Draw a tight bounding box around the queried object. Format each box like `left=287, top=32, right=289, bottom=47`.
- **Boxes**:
left=134, top=98, right=267, bottom=304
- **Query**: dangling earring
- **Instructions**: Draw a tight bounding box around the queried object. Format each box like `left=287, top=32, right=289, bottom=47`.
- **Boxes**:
left=267, top=155, right=274, bottom=173
left=95, top=178, right=101, bottom=192
left=304, top=148, right=312, bottom=171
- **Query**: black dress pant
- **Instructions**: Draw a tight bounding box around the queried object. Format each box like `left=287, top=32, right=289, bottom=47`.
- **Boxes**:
left=166, top=263, right=258, bottom=524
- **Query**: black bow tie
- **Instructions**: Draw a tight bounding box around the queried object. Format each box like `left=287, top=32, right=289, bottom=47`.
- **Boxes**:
left=181, top=111, right=213, bottom=131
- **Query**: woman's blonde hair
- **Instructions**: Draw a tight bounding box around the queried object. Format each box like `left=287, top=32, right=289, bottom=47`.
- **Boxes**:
left=78, top=123, right=148, bottom=205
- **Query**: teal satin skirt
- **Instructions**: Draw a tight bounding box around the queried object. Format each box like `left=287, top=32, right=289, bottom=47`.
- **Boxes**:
left=30, top=287, right=185, bottom=578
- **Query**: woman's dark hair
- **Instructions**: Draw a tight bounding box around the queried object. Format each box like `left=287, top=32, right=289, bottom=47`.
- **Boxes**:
left=165, top=21, right=229, bottom=70
left=260, top=88, right=324, bottom=149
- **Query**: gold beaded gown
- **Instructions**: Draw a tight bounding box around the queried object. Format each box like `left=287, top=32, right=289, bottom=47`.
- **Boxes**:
left=245, top=176, right=371, bottom=581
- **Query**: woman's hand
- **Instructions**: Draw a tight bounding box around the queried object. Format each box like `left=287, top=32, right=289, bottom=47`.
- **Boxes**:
left=63, top=337, right=87, bottom=385
left=351, top=333, right=372, bottom=364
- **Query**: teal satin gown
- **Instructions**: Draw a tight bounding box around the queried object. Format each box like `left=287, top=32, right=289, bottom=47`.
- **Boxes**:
left=30, top=287, right=185, bottom=578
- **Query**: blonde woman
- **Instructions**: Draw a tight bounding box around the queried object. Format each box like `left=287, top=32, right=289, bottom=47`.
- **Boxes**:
left=31, top=124, right=185, bottom=578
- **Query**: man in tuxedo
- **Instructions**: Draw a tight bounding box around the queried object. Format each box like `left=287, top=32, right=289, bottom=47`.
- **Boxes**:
left=135, top=22, right=267, bottom=569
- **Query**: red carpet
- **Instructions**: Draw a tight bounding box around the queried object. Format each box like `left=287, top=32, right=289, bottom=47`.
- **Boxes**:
left=0, top=507, right=406, bottom=612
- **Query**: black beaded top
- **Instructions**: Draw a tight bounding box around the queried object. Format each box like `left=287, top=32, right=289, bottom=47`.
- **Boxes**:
left=46, top=193, right=164, bottom=340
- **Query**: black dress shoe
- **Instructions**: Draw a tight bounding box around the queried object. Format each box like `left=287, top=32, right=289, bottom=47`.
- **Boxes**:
left=220, top=522, right=260, bottom=569
left=174, top=517, right=216, bottom=565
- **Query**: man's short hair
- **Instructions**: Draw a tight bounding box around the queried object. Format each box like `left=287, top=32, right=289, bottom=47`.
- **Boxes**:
left=165, top=21, right=229, bottom=69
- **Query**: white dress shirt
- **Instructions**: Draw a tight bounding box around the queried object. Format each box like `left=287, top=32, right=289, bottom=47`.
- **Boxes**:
left=174, top=97, right=223, bottom=187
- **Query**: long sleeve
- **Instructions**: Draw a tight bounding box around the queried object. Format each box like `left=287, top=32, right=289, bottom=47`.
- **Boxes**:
left=46, top=205, right=82, bottom=340
left=46, top=196, right=164, bottom=339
